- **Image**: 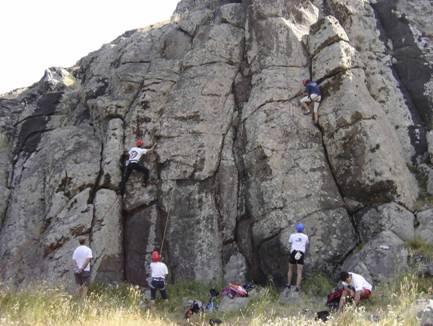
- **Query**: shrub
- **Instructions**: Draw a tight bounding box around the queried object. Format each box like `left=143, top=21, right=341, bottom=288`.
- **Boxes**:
left=406, top=236, right=433, bottom=261
left=302, top=272, right=334, bottom=297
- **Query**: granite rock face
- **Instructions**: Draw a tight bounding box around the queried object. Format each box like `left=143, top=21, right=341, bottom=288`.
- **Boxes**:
left=416, top=209, right=433, bottom=244
left=341, top=231, right=409, bottom=283
left=356, top=203, right=415, bottom=243
left=0, top=0, right=431, bottom=288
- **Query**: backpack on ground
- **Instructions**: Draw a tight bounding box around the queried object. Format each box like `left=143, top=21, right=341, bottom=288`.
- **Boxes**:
left=184, top=300, right=204, bottom=319
left=316, top=310, right=330, bottom=322
left=206, top=289, right=219, bottom=312
left=226, top=283, right=248, bottom=297
left=242, top=281, right=255, bottom=292
left=326, top=288, right=343, bottom=310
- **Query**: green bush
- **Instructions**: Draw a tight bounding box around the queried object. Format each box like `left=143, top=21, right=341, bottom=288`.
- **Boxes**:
left=302, top=272, right=334, bottom=297
left=406, top=236, right=433, bottom=261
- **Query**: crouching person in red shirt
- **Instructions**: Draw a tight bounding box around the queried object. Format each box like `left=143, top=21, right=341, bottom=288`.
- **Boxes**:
left=339, top=271, right=372, bottom=311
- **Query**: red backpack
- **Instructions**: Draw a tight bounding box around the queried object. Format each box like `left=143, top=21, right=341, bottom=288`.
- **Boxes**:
left=327, top=288, right=343, bottom=305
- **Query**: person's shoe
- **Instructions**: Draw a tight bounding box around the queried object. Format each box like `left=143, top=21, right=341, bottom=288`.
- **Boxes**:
left=294, top=287, right=300, bottom=292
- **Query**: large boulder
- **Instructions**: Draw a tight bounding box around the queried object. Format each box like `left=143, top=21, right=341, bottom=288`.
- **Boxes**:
left=224, top=252, right=248, bottom=285
left=342, top=231, right=409, bottom=283
left=356, top=203, right=415, bottom=242
left=326, top=0, right=428, bottom=161
left=0, top=124, right=103, bottom=287
left=307, top=15, right=350, bottom=56
left=308, top=15, right=418, bottom=209
left=416, top=209, right=433, bottom=244
left=319, top=69, right=418, bottom=208
left=312, top=41, right=356, bottom=80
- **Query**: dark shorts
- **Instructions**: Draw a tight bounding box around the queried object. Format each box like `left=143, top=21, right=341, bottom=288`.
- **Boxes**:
left=150, top=278, right=168, bottom=300
left=151, top=279, right=166, bottom=289
left=289, top=250, right=305, bottom=265
left=74, top=271, right=91, bottom=286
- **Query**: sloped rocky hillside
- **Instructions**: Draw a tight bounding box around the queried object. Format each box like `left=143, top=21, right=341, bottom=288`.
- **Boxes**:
left=1, top=0, right=432, bottom=289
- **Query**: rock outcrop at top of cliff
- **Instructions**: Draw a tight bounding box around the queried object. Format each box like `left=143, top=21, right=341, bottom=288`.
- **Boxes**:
left=0, top=0, right=432, bottom=288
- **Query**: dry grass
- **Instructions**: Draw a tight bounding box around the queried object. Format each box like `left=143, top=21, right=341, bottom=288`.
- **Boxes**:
left=0, top=274, right=430, bottom=325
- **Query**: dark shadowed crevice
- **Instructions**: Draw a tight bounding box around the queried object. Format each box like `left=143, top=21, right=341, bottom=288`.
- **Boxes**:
left=10, top=91, right=62, bottom=191
left=213, top=179, right=226, bottom=277
left=322, top=0, right=332, bottom=16
left=231, top=53, right=266, bottom=282
left=119, top=118, right=128, bottom=282
left=15, top=91, right=63, bottom=158
left=88, top=141, right=105, bottom=249
left=370, top=1, right=430, bottom=157
left=13, top=113, right=58, bottom=127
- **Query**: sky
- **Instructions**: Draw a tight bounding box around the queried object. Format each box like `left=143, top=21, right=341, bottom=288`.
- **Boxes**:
left=0, top=0, right=180, bottom=94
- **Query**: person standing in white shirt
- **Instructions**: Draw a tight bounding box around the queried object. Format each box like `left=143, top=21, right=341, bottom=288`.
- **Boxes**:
left=72, top=238, right=93, bottom=298
left=149, top=250, right=168, bottom=303
left=339, top=271, right=373, bottom=311
left=119, top=139, right=156, bottom=195
left=287, top=223, right=309, bottom=291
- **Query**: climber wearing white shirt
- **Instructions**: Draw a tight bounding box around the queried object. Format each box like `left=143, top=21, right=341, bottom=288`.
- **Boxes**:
left=119, top=139, right=156, bottom=195
left=287, top=223, right=309, bottom=292
left=72, top=238, right=93, bottom=298
left=149, top=250, right=168, bottom=302
left=339, top=271, right=373, bottom=311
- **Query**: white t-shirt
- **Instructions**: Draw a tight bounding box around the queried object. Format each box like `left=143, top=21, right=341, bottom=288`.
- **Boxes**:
left=289, top=232, right=309, bottom=253
left=128, top=147, right=148, bottom=164
left=72, top=245, right=93, bottom=272
left=350, top=272, right=373, bottom=292
left=150, top=262, right=168, bottom=279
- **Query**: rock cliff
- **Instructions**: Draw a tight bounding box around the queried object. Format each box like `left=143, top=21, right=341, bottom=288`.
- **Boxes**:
left=0, top=0, right=432, bottom=288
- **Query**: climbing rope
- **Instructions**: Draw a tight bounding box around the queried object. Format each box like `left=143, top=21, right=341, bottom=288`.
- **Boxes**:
left=97, top=193, right=120, bottom=223
left=160, top=189, right=174, bottom=256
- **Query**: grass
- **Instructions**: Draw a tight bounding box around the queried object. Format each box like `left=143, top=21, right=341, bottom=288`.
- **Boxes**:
left=302, top=272, right=334, bottom=297
left=406, top=236, right=433, bottom=261
left=0, top=274, right=431, bottom=325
